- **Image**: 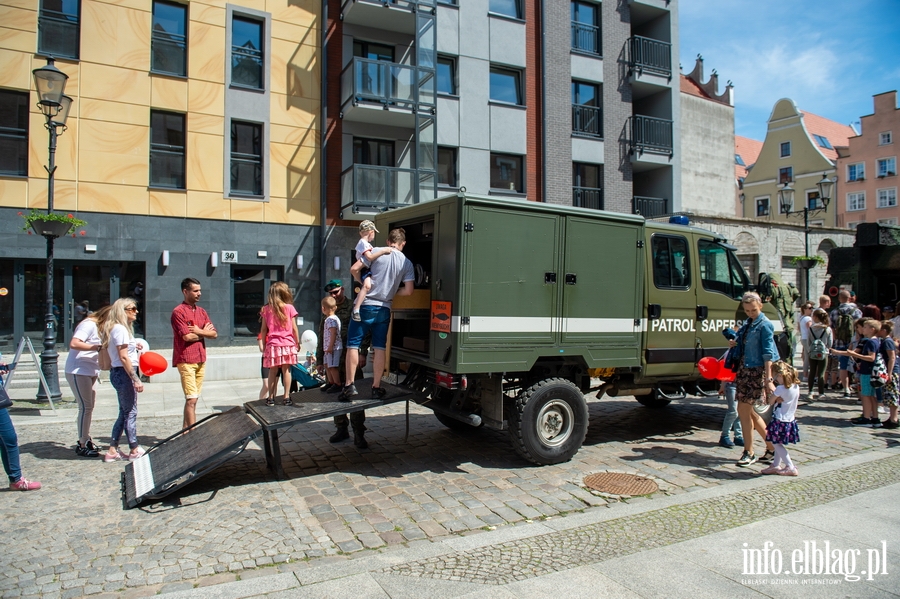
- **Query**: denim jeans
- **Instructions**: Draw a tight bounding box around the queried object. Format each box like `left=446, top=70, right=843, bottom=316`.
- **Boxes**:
left=347, top=306, right=391, bottom=351
left=0, top=408, right=22, bottom=483
left=721, top=382, right=743, bottom=439
left=110, top=367, right=139, bottom=450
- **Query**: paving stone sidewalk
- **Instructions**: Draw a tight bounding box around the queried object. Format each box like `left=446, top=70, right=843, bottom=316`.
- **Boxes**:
left=2, top=389, right=898, bottom=598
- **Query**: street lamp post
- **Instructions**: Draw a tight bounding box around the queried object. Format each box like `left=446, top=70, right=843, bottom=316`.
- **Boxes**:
left=778, top=173, right=836, bottom=298
left=32, top=58, right=73, bottom=401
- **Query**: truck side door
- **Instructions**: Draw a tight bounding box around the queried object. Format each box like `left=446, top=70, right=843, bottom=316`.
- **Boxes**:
left=694, top=238, right=746, bottom=360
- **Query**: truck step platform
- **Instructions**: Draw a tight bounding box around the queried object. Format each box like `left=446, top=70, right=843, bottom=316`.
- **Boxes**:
left=121, top=406, right=263, bottom=509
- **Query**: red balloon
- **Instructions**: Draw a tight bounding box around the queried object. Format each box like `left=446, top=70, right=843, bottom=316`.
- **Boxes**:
left=139, top=351, right=168, bottom=376
left=716, top=359, right=736, bottom=382
left=697, top=356, right=720, bottom=379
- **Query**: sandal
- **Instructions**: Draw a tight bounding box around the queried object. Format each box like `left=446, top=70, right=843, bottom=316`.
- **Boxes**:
left=265, top=397, right=275, bottom=406
left=282, top=396, right=293, bottom=406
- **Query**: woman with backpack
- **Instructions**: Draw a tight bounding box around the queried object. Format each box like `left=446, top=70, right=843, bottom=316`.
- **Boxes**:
left=806, top=309, right=833, bottom=401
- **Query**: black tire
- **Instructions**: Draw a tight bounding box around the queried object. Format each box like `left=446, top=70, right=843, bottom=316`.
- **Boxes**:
left=509, top=378, right=588, bottom=465
left=433, top=411, right=482, bottom=432
left=634, top=391, right=672, bottom=409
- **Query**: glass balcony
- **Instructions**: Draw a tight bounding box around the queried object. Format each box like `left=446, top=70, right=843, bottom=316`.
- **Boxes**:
left=340, top=0, right=435, bottom=33
left=341, top=165, right=436, bottom=216
left=341, top=57, right=435, bottom=120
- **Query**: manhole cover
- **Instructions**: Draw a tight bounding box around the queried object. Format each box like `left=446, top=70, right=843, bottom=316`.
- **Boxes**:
left=583, top=472, right=659, bottom=496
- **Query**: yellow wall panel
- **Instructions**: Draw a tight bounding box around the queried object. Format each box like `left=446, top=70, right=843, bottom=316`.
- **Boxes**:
left=186, top=132, right=224, bottom=192
left=230, top=198, right=264, bottom=222
left=81, top=1, right=118, bottom=64
left=149, top=189, right=187, bottom=217
left=234, top=0, right=267, bottom=13
left=80, top=62, right=149, bottom=106
left=270, top=93, right=316, bottom=129
left=95, top=0, right=148, bottom=13
left=77, top=181, right=149, bottom=215
left=0, top=5, right=36, bottom=32
left=191, top=3, right=225, bottom=27
left=50, top=59, right=80, bottom=93
left=0, top=0, right=40, bottom=10
left=188, top=79, right=224, bottom=116
left=0, top=178, right=28, bottom=208
left=116, top=7, right=151, bottom=70
left=186, top=190, right=228, bottom=219
left=80, top=97, right=147, bottom=126
left=0, top=26, right=35, bottom=53
left=270, top=123, right=318, bottom=148
left=270, top=142, right=318, bottom=203
left=187, top=113, right=223, bottom=136
left=79, top=149, right=148, bottom=186
left=188, top=21, right=225, bottom=84
left=28, top=179, right=77, bottom=211
left=28, top=115, right=78, bottom=181
left=268, top=2, right=317, bottom=28
left=0, top=48, right=32, bottom=89
left=278, top=42, right=319, bottom=101
left=264, top=196, right=316, bottom=225
left=270, top=18, right=315, bottom=45
left=150, top=76, right=188, bottom=112
left=80, top=120, right=146, bottom=155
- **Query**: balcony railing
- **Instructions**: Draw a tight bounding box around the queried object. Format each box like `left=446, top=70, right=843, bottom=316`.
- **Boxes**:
left=572, top=104, right=602, bottom=137
left=341, top=57, right=435, bottom=110
left=627, top=36, right=672, bottom=78
left=571, top=21, right=601, bottom=55
left=633, top=196, right=669, bottom=218
left=573, top=187, right=603, bottom=210
left=628, top=115, right=673, bottom=156
left=341, top=0, right=435, bottom=14
left=341, top=165, right=436, bottom=214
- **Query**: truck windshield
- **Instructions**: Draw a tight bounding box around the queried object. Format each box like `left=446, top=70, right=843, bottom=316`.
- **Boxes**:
left=698, top=239, right=748, bottom=300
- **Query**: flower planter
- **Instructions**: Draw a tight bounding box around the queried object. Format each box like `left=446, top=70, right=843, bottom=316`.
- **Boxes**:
left=31, top=219, right=74, bottom=238
left=794, top=259, right=820, bottom=270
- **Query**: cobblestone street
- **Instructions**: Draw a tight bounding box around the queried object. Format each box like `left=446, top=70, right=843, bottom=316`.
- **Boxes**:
left=3, top=390, right=899, bottom=598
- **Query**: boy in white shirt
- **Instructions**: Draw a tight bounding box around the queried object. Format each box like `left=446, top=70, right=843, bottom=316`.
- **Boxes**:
left=350, top=220, right=392, bottom=322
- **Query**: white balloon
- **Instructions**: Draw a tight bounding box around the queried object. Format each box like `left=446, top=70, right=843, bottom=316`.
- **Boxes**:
left=300, top=330, right=318, bottom=353
left=134, top=339, right=150, bottom=354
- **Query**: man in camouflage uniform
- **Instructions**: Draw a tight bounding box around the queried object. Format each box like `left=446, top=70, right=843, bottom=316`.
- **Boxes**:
left=763, top=272, right=800, bottom=363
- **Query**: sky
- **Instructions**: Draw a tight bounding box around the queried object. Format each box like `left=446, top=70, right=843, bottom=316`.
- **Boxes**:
left=679, top=0, right=900, bottom=142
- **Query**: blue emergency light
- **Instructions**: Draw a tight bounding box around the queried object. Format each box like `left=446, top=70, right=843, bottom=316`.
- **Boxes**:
left=669, top=215, right=690, bottom=226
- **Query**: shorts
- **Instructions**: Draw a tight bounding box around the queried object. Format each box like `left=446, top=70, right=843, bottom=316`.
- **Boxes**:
left=347, top=305, right=391, bottom=350
left=882, top=373, right=899, bottom=407
left=177, top=362, right=206, bottom=399
left=859, top=374, right=875, bottom=397
left=838, top=355, right=851, bottom=370
left=324, top=349, right=342, bottom=369
left=735, top=365, right=766, bottom=405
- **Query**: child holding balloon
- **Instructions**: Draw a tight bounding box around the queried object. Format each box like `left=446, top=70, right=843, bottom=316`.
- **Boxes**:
left=259, top=282, right=300, bottom=406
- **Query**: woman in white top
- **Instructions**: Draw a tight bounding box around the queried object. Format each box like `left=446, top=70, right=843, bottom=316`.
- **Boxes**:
left=99, top=298, right=145, bottom=462
left=64, top=305, right=111, bottom=458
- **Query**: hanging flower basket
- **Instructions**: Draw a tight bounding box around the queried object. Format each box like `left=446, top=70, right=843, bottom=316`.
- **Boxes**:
left=20, top=210, right=87, bottom=238
left=790, top=255, right=825, bottom=270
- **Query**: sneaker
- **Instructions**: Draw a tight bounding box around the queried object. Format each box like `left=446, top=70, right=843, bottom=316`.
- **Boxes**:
left=850, top=416, right=872, bottom=426
left=325, top=384, right=341, bottom=394
left=86, top=439, right=101, bottom=453
left=10, top=477, right=41, bottom=491
left=103, top=450, right=127, bottom=462
left=870, top=418, right=883, bottom=429
left=759, top=450, right=775, bottom=463
left=737, top=451, right=757, bottom=466
left=810, top=392, right=819, bottom=400
left=371, top=386, right=386, bottom=400
left=760, top=465, right=784, bottom=475
left=733, top=436, right=744, bottom=446
left=265, top=397, right=275, bottom=406
left=128, top=447, right=146, bottom=461
left=718, top=436, right=735, bottom=448
left=351, top=311, right=361, bottom=322
left=843, top=390, right=852, bottom=398
left=338, top=384, right=358, bottom=401
left=878, top=406, right=888, bottom=414
left=882, top=419, right=900, bottom=429
left=75, top=441, right=99, bottom=458
left=777, top=467, right=798, bottom=477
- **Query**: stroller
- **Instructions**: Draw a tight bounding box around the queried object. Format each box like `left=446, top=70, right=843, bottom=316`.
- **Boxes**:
left=289, top=362, right=325, bottom=393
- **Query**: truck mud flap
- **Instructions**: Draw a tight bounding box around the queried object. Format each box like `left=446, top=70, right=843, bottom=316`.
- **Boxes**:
left=121, top=407, right=262, bottom=509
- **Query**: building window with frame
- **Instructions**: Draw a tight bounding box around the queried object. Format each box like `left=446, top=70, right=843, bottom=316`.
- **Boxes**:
left=437, top=147, right=457, bottom=187
left=780, top=141, right=791, bottom=157
left=353, top=137, right=394, bottom=166
left=149, top=110, right=186, bottom=189
left=572, top=162, right=602, bottom=209
left=571, top=80, right=602, bottom=137
left=877, top=188, right=897, bottom=208
left=38, top=0, right=80, bottom=59
left=232, top=16, right=264, bottom=89
left=812, top=134, right=833, bottom=150
left=151, top=0, right=187, bottom=77
left=570, top=0, right=600, bottom=55
left=437, top=56, right=456, bottom=95
left=848, top=162, right=865, bottom=181
left=878, top=218, right=898, bottom=225
left=489, top=66, right=522, bottom=105
left=735, top=154, right=745, bottom=166
left=490, top=153, right=523, bottom=192
left=880, top=132, right=892, bottom=145
left=847, top=192, right=866, bottom=212
left=0, top=90, right=29, bottom=177
left=877, top=157, right=896, bottom=177
left=756, top=197, right=770, bottom=217
left=230, top=120, right=263, bottom=196
left=489, top=0, right=521, bottom=19
left=778, top=166, right=793, bottom=184
left=806, top=190, right=822, bottom=210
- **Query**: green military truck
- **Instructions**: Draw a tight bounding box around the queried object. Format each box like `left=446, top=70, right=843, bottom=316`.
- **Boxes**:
left=374, top=192, right=784, bottom=465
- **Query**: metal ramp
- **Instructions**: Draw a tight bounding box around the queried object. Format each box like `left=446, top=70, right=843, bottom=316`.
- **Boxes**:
left=121, top=407, right=262, bottom=509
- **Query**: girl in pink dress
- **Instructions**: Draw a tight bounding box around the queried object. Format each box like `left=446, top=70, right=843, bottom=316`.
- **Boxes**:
left=260, top=282, right=299, bottom=406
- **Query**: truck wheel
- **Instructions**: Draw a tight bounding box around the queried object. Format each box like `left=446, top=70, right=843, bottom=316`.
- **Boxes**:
left=434, top=411, right=482, bottom=432
left=510, top=378, right=588, bottom=465
left=634, top=392, right=672, bottom=409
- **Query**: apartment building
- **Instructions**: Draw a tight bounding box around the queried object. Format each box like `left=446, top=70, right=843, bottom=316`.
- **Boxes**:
left=0, top=0, right=320, bottom=350
left=836, top=90, right=899, bottom=228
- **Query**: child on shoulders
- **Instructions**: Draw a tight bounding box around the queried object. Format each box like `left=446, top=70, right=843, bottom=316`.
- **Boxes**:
left=350, top=220, right=392, bottom=322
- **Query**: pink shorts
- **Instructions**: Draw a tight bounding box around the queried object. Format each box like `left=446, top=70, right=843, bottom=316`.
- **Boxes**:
left=263, top=345, right=298, bottom=369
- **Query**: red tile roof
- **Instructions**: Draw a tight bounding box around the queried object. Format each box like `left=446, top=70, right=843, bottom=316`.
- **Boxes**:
left=800, top=111, right=857, bottom=161
left=735, top=135, right=763, bottom=180
left=680, top=75, right=711, bottom=100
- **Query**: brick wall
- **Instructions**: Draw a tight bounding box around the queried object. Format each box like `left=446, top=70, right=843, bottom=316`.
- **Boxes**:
left=543, top=0, right=574, bottom=205
left=525, top=0, right=543, bottom=202
left=602, top=0, right=633, bottom=214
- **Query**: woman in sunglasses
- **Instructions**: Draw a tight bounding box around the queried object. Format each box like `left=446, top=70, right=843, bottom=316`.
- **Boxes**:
left=100, top=298, right=145, bottom=462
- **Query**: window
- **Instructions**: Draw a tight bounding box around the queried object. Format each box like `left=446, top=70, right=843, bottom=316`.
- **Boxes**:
left=651, top=235, right=690, bottom=289
left=489, top=0, right=521, bottom=19
left=735, top=154, right=745, bottom=166
left=778, top=167, right=793, bottom=184
left=848, top=163, right=865, bottom=181
left=353, top=40, right=393, bottom=61
left=233, top=267, right=281, bottom=337
left=230, top=121, right=262, bottom=196
left=877, top=157, right=896, bottom=177
left=877, top=188, right=897, bottom=208
left=756, top=197, right=770, bottom=217
left=38, top=0, right=80, bottom=59
left=353, top=138, right=394, bottom=166
left=0, top=90, right=29, bottom=177
left=149, top=111, right=185, bottom=189
left=812, top=134, right=833, bottom=150
left=880, top=132, right=892, bottom=145
left=698, top=239, right=747, bottom=300
left=437, top=56, right=456, bottom=95
left=490, top=153, right=523, bottom=192
left=489, top=66, right=522, bottom=105
left=437, top=147, right=457, bottom=187
left=878, top=218, right=898, bottom=225
left=232, top=16, right=264, bottom=89
left=151, top=0, right=187, bottom=76
left=847, top=222, right=861, bottom=230
left=847, top=192, right=866, bottom=212
left=780, top=141, right=791, bottom=157
left=571, top=80, right=601, bottom=137
left=570, top=1, right=600, bottom=55
left=572, top=163, right=602, bottom=209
